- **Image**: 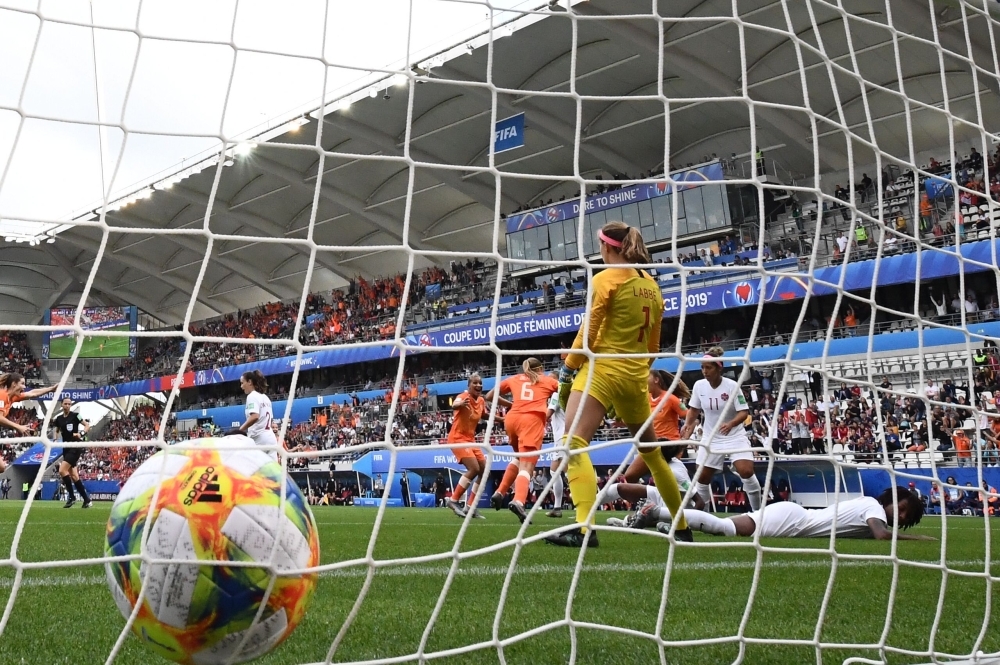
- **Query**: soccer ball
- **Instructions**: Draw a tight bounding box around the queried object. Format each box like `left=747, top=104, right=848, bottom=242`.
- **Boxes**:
left=104, top=437, right=320, bottom=665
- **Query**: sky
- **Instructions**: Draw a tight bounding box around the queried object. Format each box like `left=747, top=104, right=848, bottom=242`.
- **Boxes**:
left=0, top=0, right=544, bottom=422
left=0, top=0, right=543, bottom=238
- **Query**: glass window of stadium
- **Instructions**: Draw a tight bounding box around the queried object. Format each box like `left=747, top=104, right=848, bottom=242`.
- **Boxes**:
left=505, top=183, right=733, bottom=263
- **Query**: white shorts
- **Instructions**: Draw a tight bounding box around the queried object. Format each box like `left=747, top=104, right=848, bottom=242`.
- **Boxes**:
left=695, top=442, right=754, bottom=471
left=250, top=430, right=280, bottom=459
left=550, top=411, right=566, bottom=444
left=747, top=502, right=808, bottom=538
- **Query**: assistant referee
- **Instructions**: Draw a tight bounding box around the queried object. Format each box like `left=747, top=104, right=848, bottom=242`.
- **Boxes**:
left=52, top=397, right=91, bottom=508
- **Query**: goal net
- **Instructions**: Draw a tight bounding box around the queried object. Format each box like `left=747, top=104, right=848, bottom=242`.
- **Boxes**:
left=1, top=0, right=999, bottom=664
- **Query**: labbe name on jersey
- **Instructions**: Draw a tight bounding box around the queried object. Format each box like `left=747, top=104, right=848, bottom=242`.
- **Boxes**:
left=631, top=285, right=658, bottom=301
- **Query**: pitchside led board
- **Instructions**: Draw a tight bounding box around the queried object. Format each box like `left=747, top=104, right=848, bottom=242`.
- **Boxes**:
left=42, top=306, right=138, bottom=359
left=494, top=112, right=525, bottom=153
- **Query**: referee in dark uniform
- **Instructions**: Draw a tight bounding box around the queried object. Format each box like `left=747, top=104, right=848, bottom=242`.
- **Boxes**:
left=52, top=397, right=91, bottom=508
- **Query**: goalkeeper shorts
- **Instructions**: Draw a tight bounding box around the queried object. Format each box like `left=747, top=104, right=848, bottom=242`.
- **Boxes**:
left=571, top=362, right=651, bottom=425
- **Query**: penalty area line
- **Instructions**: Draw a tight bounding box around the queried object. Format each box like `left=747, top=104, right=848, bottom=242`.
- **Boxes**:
left=3, top=558, right=996, bottom=589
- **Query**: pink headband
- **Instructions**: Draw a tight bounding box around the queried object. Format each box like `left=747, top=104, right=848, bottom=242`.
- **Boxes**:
left=702, top=354, right=723, bottom=367
left=598, top=230, right=622, bottom=248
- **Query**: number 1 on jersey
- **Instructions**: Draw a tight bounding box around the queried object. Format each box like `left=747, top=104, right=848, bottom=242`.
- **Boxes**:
left=637, top=306, right=651, bottom=342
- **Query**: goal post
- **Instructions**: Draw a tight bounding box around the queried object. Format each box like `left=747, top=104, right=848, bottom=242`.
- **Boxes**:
left=1, top=1, right=999, bottom=664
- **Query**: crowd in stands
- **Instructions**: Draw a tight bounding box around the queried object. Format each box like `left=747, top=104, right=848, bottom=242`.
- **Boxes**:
left=111, top=260, right=492, bottom=385
left=734, top=346, right=1000, bottom=515
left=0, top=333, right=41, bottom=380
left=0, top=407, right=39, bottom=467
left=75, top=403, right=165, bottom=482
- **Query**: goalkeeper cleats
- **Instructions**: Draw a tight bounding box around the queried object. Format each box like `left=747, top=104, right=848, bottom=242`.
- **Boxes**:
left=445, top=498, right=467, bottom=518
left=545, top=527, right=599, bottom=548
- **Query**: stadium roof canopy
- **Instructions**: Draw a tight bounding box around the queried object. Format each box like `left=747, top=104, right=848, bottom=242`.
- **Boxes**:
left=6, top=0, right=998, bottom=326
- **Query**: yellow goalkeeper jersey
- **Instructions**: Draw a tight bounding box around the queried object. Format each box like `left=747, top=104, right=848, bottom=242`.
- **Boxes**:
left=565, top=267, right=662, bottom=374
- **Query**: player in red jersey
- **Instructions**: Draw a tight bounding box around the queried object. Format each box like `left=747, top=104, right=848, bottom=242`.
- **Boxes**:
left=622, top=369, right=690, bottom=481
left=485, top=358, right=559, bottom=523
left=444, top=374, right=505, bottom=519
left=0, top=372, right=59, bottom=472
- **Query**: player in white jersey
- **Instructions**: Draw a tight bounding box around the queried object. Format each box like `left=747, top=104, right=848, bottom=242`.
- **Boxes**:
left=232, top=369, right=279, bottom=457
left=545, top=390, right=567, bottom=518
left=681, top=347, right=762, bottom=510
left=603, top=444, right=702, bottom=529
left=655, top=487, right=933, bottom=541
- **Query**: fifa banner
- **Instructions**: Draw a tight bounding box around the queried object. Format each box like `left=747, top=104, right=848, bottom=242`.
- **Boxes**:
left=494, top=112, right=525, bottom=153
left=40, top=479, right=120, bottom=501
left=505, top=161, right=725, bottom=234
left=354, top=442, right=637, bottom=475
left=12, top=443, right=65, bottom=466
left=84, top=238, right=1000, bottom=403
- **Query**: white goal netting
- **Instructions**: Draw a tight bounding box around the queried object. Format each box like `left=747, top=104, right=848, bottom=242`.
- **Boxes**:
left=1, top=0, right=1000, bottom=664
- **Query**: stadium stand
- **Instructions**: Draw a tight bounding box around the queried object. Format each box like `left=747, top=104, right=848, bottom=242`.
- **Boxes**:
left=0, top=407, right=39, bottom=467
left=0, top=333, right=41, bottom=380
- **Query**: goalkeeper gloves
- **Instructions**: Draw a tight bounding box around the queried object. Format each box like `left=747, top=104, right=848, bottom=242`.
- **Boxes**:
left=557, top=363, right=576, bottom=410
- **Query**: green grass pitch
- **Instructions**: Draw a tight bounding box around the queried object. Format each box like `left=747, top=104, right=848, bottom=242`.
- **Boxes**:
left=0, top=501, right=996, bottom=665
left=47, top=324, right=131, bottom=359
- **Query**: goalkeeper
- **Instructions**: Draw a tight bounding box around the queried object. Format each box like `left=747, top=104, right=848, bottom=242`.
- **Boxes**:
left=545, top=221, right=692, bottom=547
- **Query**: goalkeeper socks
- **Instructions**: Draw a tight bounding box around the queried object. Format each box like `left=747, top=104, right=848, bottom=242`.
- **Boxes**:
left=638, top=448, right=688, bottom=530
left=496, top=463, right=518, bottom=496
left=603, top=483, right=621, bottom=503
left=551, top=473, right=564, bottom=508
left=742, top=474, right=762, bottom=511
left=565, top=435, right=597, bottom=528
left=686, top=510, right=737, bottom=537
left=451, top=477, right=470, bottom=502
left=61, top=476, right=75, bottom=501
left=513, top=470, right=531, bottom=505
left=74, top=480, right=90, bottom=503
left=694, top=482, right=713, bottom=509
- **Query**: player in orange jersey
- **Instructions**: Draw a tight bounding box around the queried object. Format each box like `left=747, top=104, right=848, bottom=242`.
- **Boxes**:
left=621, top=369, right=690, bottom=482
left=0, top=372, right=59, bottom=473
left=485, top=358, right=559, bottom=523
left=444, top=374, right=507, bottom=519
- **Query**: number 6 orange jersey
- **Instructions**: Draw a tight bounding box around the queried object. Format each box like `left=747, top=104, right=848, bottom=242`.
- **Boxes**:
left=498, top=374, right=559, bottom=416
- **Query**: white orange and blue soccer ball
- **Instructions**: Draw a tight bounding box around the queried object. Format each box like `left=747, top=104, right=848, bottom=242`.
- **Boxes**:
left=104, top=437, right=320, bottom=665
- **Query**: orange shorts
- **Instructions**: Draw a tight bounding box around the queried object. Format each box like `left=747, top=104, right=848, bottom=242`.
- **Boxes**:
left=450, top=443, right=485, bottom=463
left=505, top=411, right=545, bottom=465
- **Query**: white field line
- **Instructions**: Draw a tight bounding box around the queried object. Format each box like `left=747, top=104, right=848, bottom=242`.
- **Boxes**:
left=2, top=558, right=997, bottom=590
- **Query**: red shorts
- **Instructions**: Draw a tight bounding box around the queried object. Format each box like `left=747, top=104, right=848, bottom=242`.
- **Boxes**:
left=505, top=411, right=546, bottom=465
left=450, top=443, right=485, bottom=463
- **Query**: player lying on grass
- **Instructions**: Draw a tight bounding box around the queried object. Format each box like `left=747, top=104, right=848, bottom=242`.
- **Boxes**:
left=653, top=487, right=934, bottom=540
left=604, top=444, right=703, bottom=529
